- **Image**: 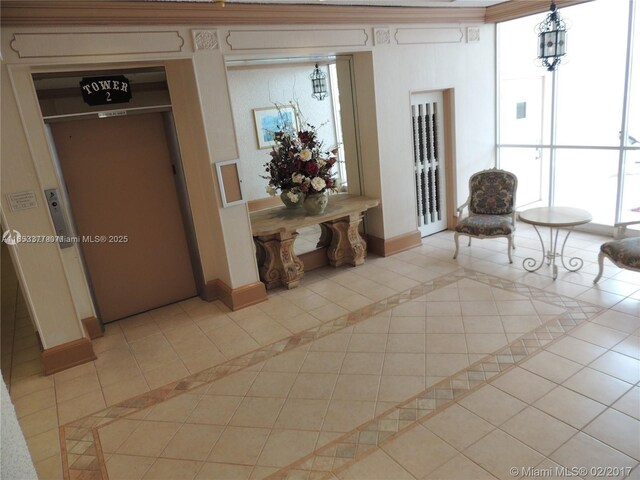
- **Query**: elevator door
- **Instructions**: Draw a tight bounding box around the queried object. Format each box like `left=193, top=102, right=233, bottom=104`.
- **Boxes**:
left=50, top=113, right=197, bottom=322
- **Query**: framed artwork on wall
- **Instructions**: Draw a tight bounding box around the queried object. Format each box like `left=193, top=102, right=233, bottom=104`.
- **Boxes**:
left=253, top=105, right=298, bottom=149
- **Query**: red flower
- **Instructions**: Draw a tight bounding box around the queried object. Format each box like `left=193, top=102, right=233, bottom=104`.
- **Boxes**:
left=306, top=162, right=319, bottom=176
left=328, top=157, right=337, bottom=166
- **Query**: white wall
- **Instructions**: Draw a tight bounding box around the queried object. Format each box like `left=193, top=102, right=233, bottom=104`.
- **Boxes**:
left=227, top=64, right=338, bottom=200
left=0, top=22, right=496, bottom=349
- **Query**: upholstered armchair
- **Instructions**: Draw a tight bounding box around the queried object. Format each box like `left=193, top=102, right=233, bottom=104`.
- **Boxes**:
left=593, top=220, right=640, bottom=283
left=453, top=168, right=518, bottom=263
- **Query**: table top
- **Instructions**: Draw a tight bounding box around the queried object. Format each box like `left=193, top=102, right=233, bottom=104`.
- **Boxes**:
left=250, top=194, right=380, bottom=236
left=518, top=206, right=592, bottom=228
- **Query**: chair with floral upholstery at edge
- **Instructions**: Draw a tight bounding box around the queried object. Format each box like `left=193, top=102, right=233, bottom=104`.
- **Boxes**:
left=593, top=220, right=640, bottom=283
left=453, top=168, right=518, bottom=263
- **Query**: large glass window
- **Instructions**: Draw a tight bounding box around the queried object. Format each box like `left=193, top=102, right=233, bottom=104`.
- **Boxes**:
left=498, top=0, right=639, bottom=229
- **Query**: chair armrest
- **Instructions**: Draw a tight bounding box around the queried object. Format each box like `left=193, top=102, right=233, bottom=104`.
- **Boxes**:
left=456, top=200, right=469, bottom=218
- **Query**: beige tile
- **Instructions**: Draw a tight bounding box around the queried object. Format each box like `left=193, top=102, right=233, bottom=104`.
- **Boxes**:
left=309, top=303, right=349, bottom=322
left=105, top=453, right=155, bottom=480
left=569, top=322, right=628, bottom=349
left=424, top=453, right=497, bottom=479
left=332, top=374, right=380, bottom=401
left=348, top=333, right=388, bottom=353
left=501, top=406, right=577, bottom=456
left=261, top=348, right=308, bottom=373
left=613, top=335, right=640, bottom=360
left=500, top=315, right=541, bottom=334
left=229, top=396, right=286, bottom=428
left=383, top=424, right=458, bottom=478
left=563, top=367, right=633, bottom=405
left=208, top=426, right=270, bottom=465
left=460, top=301, right=499, bottom=316
left=57, top=389, right=106, bottom=425
left=591, top=310, right=640, bottom=334
left=551, top=433, right=637, bottom=480
left=142, top=458, right=203, bottom=480
left=25, top=427, right=61, bottom=463
left=246, top=371, right=297, bottom=398
left=546, top=336, right=607, bottom=365
left=588, top=350, right=640, bottom=384
left=300, top=351, right=346, bottom=373
left=534, top=386, right=607, bottom=429
left=236, top=316, right=292, bottom=346
left=257, top=429, right=319, bottom=467
left=206, top=370, right=259, bottom=396
left=195, top=462, right=252, bottom=480
left=459, top=385, right=527, bottom=426
left=462, top=315, right=504, bottom=333
left=426, top=353, right=470, bottom=377
left=309, top=333, right=351, bottom=352
left=289, top=373, right=338, bottom=399
left=383, top=353, right=425, bottom=376
left=98, top=418, right=141, bottom=453
left=389, top=316, right=426, bottom=334
left=322, top=399, right=376, bottom=432
left=54, top=371, right=101, bottom=403
left=142, top=359, right=190, bottom=390
left=583, top=409, right=640, bottom=460
left=341, top=352, right=385, bottom=375
left=275, top=397, right=330, bottom=430
left=378, top=375, right=425, bottom=403
left=425, top=316, right=464, bottom=334
left=520, top=351, right=582, bottom=383
left=34, top=453, right=63, bottom=480
left=612, top=386, right=640, bottom=420
left=145, top=393, right=201, bottom=423
left=187, top=395, right=243, bottom=426
left=337, top=449, right=415, bottom=480
left=464, top=429, right=544, bottom=480
left=465, top=333, right=508, bottom=354
left=392, top=302, right=426, bottom=317
left=102, top=374, right=149, bottom=406
left=181, top=348, right=227, bottom=374
left=8, top=374, right=54, bottom=400
left=13, top=385, right=56, bottom=418
left=426, top=334, right=467, bottom=354
left=353, top=314, right=391, bottom=334
left=160, top=423, right=224, bottom=461
left=426, top=302, right=462, bottom=317
left=491, top=367, right=556, bottom=404
left=423, top=403, right=494, bottom=451
left=116, top=420, right=182, bottom=457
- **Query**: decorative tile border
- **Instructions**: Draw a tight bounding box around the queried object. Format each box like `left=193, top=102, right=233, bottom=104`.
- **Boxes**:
left=58, top=268, right=603, bottom=480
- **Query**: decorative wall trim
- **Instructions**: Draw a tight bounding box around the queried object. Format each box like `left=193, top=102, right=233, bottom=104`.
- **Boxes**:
left=368, top=230, right=422, bottom=257
left=485, top=0, right=591, bottom=24
left=81, top=316, right=103, bottom=340
left=226, top=28, right=368, bottom=51
left=204, top=279, right=268, bottom=311
left=192, top=29, right=218, bottom=51
left=395, top=27, right=463, bottom=45
left=466, top=27, right=480, bottom=43
left=373, top=28, right=391, bottom=46
left=0, top=2, right=487, bottom=27
left=9, top=31, right=184, bottom=58
left=41, top=338, right=96, bottom=375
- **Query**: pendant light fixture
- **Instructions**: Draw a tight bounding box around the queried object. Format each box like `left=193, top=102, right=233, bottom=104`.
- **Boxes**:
left=537, top=2, right=568, bottom=72
left=310, top=63, right=328, bottom=101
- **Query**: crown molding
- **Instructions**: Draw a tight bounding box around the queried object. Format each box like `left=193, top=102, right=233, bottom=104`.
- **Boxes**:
left=485, top=0, right=593, bottom=23
left=0, top=1, right=486, bottom=27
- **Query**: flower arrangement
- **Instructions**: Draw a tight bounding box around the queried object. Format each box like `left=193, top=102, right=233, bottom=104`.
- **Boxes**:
left=263, top=107, right=338, bottom=205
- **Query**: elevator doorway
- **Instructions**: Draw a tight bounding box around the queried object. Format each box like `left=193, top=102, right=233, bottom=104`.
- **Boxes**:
left=49, top=112, right=198, bottom=322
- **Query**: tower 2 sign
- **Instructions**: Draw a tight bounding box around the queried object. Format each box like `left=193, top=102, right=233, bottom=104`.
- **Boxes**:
left=80, top=75, right=132, bottom=106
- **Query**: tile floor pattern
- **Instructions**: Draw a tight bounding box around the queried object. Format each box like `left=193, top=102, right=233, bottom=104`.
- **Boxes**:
left=5, top=224, right=640, bottom=480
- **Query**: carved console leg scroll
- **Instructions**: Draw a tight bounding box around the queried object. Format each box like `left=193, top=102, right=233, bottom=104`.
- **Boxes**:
left=254, top=232, right=304, bottom=290
left=325, top=213, right=367, bottom=267
left=316, top=223, right=332, bottom=249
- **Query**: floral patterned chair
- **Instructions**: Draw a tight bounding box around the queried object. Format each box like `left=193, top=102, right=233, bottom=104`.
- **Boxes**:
left=453, top=168, right=518, bottom=263
left=593, top=220, right=640, bottom=283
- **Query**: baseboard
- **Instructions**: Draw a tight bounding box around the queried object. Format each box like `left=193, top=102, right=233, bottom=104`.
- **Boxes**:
left=42, top=338, right=96, bottom=376
left=204, top=279, right=268, bottom=311
left=81, top=316, right=103, bottom=340
left=368, top=230, right=422, bottom=257
left=299, top=247, right=329, bottom=271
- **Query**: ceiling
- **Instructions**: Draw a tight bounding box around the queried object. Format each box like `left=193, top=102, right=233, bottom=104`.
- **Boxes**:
left=148, top=0, right=510, bottom=7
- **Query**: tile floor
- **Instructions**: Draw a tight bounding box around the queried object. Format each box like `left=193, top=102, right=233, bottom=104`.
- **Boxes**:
left=4, top=223, right=640, bottom=480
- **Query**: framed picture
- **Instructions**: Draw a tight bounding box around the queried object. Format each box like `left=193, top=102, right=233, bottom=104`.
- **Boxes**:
left=253, top=105, right=298, bottom=149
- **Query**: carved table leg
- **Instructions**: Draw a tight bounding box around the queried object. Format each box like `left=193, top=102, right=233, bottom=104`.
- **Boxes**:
left=316, top=223, right=332, bottom=249
left=255, top=232, right=304, bottom=289
left=324, top=213, right=367, bottom=267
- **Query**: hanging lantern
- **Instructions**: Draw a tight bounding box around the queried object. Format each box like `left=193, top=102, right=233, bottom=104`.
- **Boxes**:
left=537, top=2, right=568, bottom=72
left=310, top=63, right=328, bottom=101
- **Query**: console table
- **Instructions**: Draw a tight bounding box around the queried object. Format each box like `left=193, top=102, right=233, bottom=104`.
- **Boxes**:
left=250, top=194, right=380, bottom=289
left=518, top=206, right=592, bottom=280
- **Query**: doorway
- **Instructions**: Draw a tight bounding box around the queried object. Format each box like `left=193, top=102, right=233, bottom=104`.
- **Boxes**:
left=49, top=112, right=198, bottom=322
left=411, top=91, right=448, bottom=237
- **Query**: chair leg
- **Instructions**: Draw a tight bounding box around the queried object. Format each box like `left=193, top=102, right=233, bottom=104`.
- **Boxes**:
left=593, top=252, right=605, bottom=283
left=453, top=233, right=460, bottom=259
left=468, top=237, right=472, bottom=247
left=507, top=235, right=513, bottom=264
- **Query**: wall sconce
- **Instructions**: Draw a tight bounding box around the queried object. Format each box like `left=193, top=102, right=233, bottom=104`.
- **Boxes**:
left=310, top=64, right=328, bottom=101
left=537, top=2, right=568, bottom=72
